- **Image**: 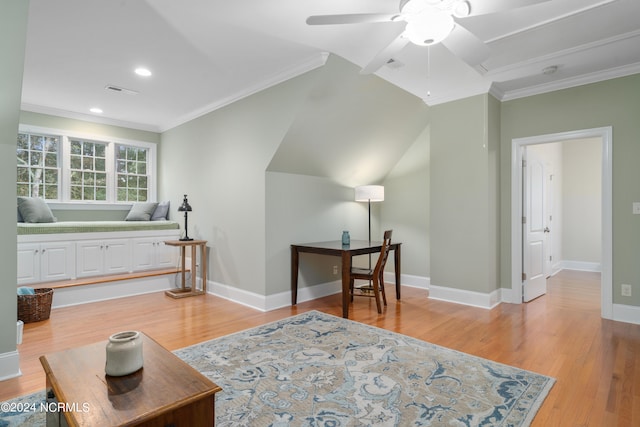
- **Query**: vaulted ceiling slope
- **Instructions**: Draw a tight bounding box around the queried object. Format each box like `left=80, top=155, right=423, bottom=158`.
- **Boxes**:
left=267, top=56, right=429, bottom=187
left=20, top=0, right=640, bottom=132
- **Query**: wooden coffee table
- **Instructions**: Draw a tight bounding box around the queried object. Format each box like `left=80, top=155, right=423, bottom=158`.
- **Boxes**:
left=39, top=332, right=221, bottom=426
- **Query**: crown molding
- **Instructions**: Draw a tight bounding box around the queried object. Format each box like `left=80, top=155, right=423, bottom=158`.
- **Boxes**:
left=20, top=103, right=161, bottom=133
left=499, top=62, right=640, bottom=102
left=159, top=52, right=329, bottom=132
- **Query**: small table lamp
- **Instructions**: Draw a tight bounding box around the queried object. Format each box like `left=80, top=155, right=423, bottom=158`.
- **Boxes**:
left=178, top=194, right=193, bottom=241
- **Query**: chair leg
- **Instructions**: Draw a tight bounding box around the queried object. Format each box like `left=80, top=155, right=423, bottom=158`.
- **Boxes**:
left=372, top=279, right=382, bottom=314
left=380, top=278, right=387, bottom=306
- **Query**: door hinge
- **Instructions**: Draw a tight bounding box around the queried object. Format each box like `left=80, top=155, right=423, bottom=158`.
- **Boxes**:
left=549, top=255, right=553, bottom=261
left=522, top=159, right=527, bottom=167
left=522, top=272, right=527, bottom=281
left=522, top=216, right=527, bottom=224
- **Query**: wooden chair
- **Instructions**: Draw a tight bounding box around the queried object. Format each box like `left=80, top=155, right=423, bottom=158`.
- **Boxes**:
left=349, top=230, right=393, bottom=314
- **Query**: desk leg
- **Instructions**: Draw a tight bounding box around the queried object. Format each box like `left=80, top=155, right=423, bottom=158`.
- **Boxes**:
left=341, top=251, right=351, bottom=319
left=291, top=247, right=299, bottom=305
left=394, top=245, right=401, bottom=300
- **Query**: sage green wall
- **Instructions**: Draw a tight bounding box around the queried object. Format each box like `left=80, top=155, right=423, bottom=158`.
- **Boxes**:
left=381, top=124, right=430, bottom=278
left=430, top=94, right=499, bottom=293
left=159, top=68, right=320, bottom=295
left=265, top=172, right=372, bottom=293
left=500, top=74, right=640, bottom=306
left=0, top=0, right=29, bottom=368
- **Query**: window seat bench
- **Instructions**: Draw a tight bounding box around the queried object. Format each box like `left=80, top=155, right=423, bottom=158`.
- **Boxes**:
left=17, top=221, right=184, bottom=308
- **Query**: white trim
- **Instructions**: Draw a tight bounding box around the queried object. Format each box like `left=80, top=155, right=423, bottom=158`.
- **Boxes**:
left=20, top=103, right=161, bottom=133
left=160, top=52, right=329, bottom=132
left=0, top=351, right=21, bottom=381
left=18, top=124, right=158, bottom=205
left=208, top=279, right=342, bottom=312
left=558, top=260, right=602, bottom=273
left=386, top=272, right=429, bottom=289
left=510, top=127, right=613, bottom=319
left=428, top=284, right=502, bottom=309
left=612, top=303, right=640, bottom=325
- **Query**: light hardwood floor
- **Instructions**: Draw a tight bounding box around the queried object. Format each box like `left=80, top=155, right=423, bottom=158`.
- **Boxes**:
left=3, top=270, right=639, bottom=426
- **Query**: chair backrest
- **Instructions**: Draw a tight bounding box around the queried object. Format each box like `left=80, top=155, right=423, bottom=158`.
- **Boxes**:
left=373, top=230, right=392, bottom=281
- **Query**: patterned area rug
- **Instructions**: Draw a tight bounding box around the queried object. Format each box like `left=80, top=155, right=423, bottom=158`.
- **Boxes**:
left=1, top=310, right=554, bottom=426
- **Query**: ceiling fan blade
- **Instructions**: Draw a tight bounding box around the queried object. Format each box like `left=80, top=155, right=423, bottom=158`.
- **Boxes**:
left=441, top=24, right=490, bottom=66
left=360, top=33, right=410, bottom=74
left=466, top=0, right=551, bottom=17
left=306, top=13, right=397, bottom=25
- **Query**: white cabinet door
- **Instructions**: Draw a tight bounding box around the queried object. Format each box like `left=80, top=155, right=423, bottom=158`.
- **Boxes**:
left=76, top=240, right=105, bottom=278
left=103, top=239, right=131, bottom=274
left=17, top=243, right=40, bottom=284
left=132, top=237, right=178, bottom=271
left=17, top=242, right=75, bottom=284
left=155, top=240, right=178, bottom=268
left=132, top=238, right=156, bottom=270
left=40, top=242, right=75, bottom=282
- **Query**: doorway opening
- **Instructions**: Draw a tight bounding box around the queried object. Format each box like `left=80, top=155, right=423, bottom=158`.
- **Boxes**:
left=510, top=127, right=612, bottom=319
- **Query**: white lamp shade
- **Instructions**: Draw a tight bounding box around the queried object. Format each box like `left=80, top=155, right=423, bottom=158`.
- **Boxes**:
left=355, top=185, right=384, bottom=202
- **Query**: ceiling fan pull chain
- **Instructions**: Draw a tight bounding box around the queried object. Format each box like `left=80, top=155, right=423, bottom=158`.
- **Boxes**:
left=426, top=46, right=431, bottom=97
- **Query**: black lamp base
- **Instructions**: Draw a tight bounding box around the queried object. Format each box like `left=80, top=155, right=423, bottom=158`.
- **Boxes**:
left=179, top=237, right=193, bottom=241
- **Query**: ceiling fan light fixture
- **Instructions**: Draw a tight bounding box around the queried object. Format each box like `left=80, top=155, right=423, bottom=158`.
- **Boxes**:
left=404, top=9, right=454, bottom=46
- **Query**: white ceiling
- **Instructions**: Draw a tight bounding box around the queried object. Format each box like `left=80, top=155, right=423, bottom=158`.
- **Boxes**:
left=20, top=0, right=640, bottom=132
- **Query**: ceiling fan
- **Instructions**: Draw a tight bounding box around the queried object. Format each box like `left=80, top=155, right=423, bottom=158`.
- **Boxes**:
left=306, top=0, right=550, bottom=74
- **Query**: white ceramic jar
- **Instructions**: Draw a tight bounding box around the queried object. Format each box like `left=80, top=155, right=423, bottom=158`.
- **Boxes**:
left=105, top=331, right=143, bottom=376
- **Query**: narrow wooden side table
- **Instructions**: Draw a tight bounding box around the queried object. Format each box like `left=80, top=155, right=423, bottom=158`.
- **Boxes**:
left=164, top=239, right=207, bottom=298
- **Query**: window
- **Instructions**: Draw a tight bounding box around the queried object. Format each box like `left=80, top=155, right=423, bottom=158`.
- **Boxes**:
left=17, top=133, right=60, bottom=200
left=70, top=139, right=108, bottom=201
left=17, top=126, right=156, bottom=206
left=116, top=145, right=148, bottom=202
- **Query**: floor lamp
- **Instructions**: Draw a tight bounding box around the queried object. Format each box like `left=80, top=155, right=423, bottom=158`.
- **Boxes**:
left=355, top=185, right=384, bottom=290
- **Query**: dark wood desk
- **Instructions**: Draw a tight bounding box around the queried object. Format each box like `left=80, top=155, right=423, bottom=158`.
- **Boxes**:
left=291, top=240, right=401, bottom=318
left=39, top=332, right=221, bottom=426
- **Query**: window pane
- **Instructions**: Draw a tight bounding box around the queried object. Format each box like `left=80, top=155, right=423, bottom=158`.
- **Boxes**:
left=17, top=133, right=60, bottom=200
left=71, top=186, right=82, bottom=200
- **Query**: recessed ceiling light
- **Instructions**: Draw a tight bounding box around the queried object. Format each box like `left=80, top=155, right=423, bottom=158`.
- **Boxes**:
left=90, top=107, right=103, bottom=114
left=135, top=67, right=152, bottom=77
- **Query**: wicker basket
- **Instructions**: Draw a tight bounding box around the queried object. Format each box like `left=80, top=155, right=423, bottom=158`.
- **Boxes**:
left=17, top=288, right=54, bottom=323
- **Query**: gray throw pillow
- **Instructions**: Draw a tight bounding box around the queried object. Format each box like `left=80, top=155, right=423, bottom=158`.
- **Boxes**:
left=125, top=202, right=159, bottom=221
left=151, top=201, right=170, bottom=221
left=17, top=197, right=56, bottom=223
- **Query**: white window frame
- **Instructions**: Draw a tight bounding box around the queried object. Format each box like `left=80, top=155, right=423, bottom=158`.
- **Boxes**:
left=18, top=124, right=157, bottom=210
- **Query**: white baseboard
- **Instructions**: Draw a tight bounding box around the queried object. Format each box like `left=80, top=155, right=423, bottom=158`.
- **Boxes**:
left=208, top=273, right=430, bottom=312
left=428, top=283, right=503, bottom=309
left=612, top=303, right=640, bottom=325
left=559, top=260, right=601, bottom=272
left=208, top=279, right=342, bottom=312
left=51, top=274, right=180, bottom=309
left=0, top=350, right=21, bottom=381
left=386, top=272, right=429, bottom=289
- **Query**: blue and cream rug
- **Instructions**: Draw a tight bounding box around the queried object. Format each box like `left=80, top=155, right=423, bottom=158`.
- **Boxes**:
left=1, top=310, right=554, bottom=426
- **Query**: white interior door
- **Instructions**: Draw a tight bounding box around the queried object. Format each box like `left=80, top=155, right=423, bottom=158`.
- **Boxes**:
left=523, top=147, right=548, bottom=302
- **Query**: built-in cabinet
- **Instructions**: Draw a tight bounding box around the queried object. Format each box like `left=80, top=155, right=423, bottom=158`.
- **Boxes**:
left=76, top=239, right=132, bottom=278
left=17, top=242, right=75, bottom=285
left=18, top=229, right=180, bottom=285
left=132, top=237, right=177, bottom=271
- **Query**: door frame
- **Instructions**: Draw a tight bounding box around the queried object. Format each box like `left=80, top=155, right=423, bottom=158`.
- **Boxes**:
left=510, top=127, right=612, bottom=319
